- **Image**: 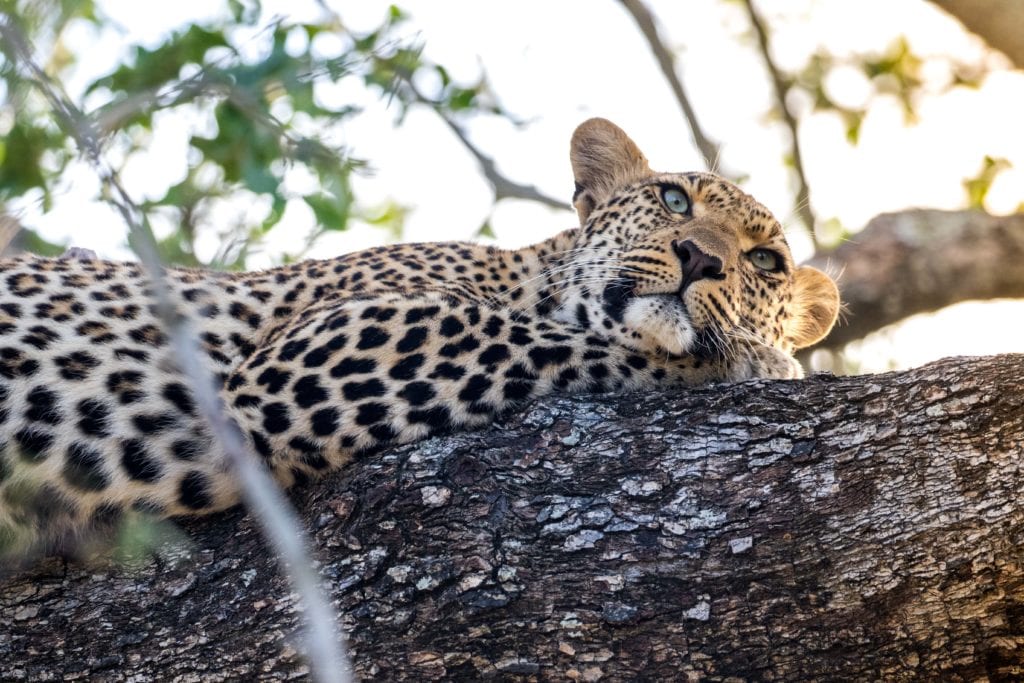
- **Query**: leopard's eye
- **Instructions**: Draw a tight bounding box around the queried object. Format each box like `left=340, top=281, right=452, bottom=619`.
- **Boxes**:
left=748, top=248, right=781, bottom=272
left=660, top=187, right=690, bottom=215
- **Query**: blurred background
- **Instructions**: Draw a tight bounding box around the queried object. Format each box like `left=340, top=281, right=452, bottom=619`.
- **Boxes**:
left=0, top=0, right=1021, bottom=373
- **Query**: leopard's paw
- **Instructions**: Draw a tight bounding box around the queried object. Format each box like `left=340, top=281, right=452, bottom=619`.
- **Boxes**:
left=730, top=345, right=804, bottom=381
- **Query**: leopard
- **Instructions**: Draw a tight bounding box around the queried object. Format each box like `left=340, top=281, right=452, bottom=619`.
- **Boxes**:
left=0, top=118, right=839, bottom=560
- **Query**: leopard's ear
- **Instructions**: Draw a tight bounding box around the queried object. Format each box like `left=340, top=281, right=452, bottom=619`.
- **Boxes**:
left=570, top=118, right=651, bottom=224
left=785, top=266, right=841, bottom=350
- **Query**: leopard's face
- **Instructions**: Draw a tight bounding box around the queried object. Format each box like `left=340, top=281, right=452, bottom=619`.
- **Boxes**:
left=559, top=118, right=839, bottom=361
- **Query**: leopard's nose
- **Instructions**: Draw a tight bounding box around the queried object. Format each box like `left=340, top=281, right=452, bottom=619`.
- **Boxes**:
left=672, top=240, right=723, bottom=291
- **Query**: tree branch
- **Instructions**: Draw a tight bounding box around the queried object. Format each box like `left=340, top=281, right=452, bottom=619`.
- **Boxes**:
left=0, top=213, right=23, bottom=255
left=810, top=208, right=1024, bottom=349
left=741, top=0, right=819, bottom=244
left=396, top=67, right=568, bottom=211
left=432, top=111, right=571, bottom=211
left=4, top=354, right=1023, bottom=679
left=389, top=71, right=569, bottom=210
left=618, top=0, right=725, bottom=175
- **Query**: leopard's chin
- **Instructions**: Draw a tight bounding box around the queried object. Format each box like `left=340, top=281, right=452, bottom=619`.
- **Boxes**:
left=622, top=295, right=696, bottom=356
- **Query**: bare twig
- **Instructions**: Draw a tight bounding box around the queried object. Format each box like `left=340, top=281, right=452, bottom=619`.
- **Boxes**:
left=435, top=112, right=571, bottom=211
left=397, top=78, right=570, bottom=211
left=740, top=0, right=819, bottom=244
left=315, top=3, right=560, bottom=211
left=618, top=0, right=726, bottom=176
left=0, top=13, right=351, bottom=683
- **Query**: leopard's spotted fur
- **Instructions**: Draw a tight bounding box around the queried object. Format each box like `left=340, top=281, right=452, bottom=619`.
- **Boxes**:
left=0, top=119, right=839, bottom=557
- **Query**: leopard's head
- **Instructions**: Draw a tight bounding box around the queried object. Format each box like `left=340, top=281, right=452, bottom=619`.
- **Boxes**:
left=555, top=118, right=839, bottom=360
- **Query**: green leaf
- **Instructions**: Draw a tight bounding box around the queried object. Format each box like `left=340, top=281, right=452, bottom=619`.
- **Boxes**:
left=817, top=217, right=849, bottom=250
left=227, top=0, right=261, bottom=25
left=242, top=160, right=278, bottom=195
left=304, top=192, right=350, bottom=230
left=257, top=193, right=288, bottom=235
left=0, top=122, right=53, bottom=198
left=841, top=110, right=864, bottom=145
left=93, top=25, right=231, bottom=95
left=358, top=200, right=408, bottom=240
left=388, top=5, right=407, bottom=23
left=447, top=87, right=478, bottom=111
left=435, top=64, right=451, bottom=87
left=963, top=156, right=1011, bottom=209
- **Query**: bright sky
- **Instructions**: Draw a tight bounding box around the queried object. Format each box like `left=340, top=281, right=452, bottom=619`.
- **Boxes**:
left=14, top=0, right=1024, bottom=372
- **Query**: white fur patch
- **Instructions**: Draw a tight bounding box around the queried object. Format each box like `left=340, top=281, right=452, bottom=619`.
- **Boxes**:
left=623, top=297, right=695, bottom=355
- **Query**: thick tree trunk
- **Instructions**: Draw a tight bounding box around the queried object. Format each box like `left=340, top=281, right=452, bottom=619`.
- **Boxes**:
left=2, top=354, right=1023, bottom=681
left=811, top=209, right=1024, bottom=350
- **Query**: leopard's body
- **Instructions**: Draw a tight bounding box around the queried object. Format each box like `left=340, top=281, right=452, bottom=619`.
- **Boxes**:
left=0, top=119, right=839, bottom=557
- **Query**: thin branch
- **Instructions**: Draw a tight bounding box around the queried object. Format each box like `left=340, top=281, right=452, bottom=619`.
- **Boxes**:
left=806, top=208, right=1024, bottom=350
left=618, top=0, right=726, bottom=176
left=93, top=71, right=354, bottom=174
left=399, top=80, right=570, bottom=211
left=0, top=13, right=351, bottom=683
left=740, top=0, right=819, bottom=244
left=435, top=112, right=571, bottom=211
left=0, top=212, right=23, bottom=255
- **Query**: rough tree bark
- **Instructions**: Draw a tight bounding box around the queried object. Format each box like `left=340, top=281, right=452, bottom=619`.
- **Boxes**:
left=2, top=354, right=1023, bottom=681
left=811, top=209, right=1024, bottom=350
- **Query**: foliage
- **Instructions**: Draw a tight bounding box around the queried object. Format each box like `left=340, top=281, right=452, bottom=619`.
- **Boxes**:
left=0, top=1, right=1014, bottom=270
left=789, top=36, right=987, bottom=146
left=0, top=1, right=509, bottom=267
left=963, top=155, right=1012, bottom=209
left=759, top=28, right=998, bottom=246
